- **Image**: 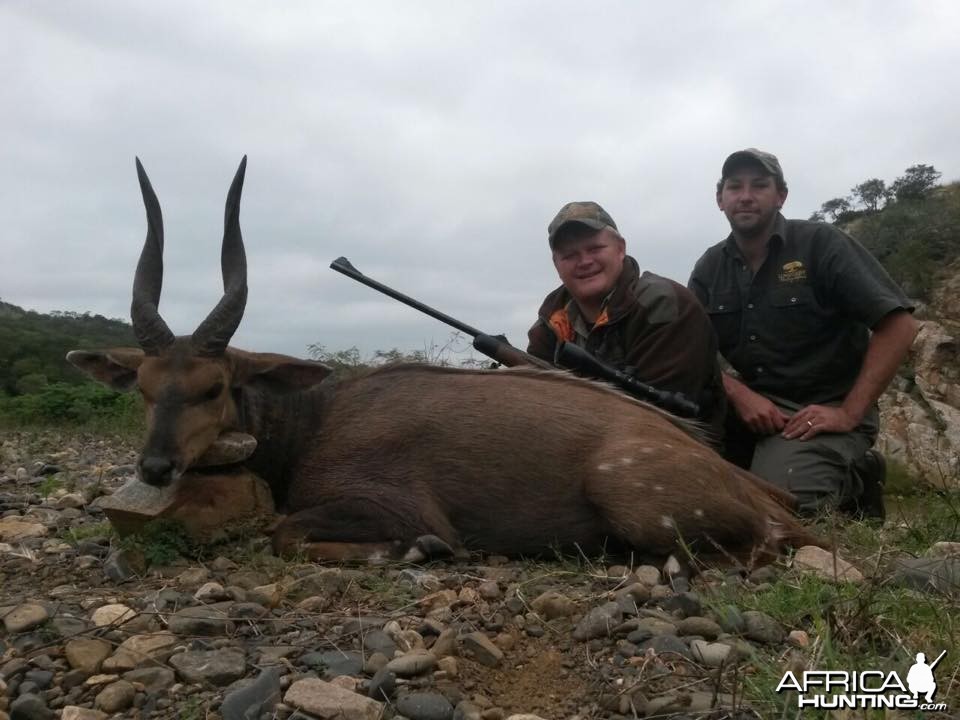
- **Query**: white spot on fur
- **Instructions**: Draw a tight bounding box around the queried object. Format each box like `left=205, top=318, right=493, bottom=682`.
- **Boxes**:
left=639, top=447, right=655, bottom=455
left=367, top=551, right=388, bottom=565
left=663, top=443, right=673, bottom=449
left=693, top=508, right=704, bottom=518
left=597, top=463, right=613, bottom=472
left=653, top=484, right=664, bottom=491
left=620, top=457, right=634, bottom=466
left=660, top=515, right=674, bottom=529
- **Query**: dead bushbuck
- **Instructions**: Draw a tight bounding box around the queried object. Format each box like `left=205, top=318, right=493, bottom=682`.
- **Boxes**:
left=69, top=158, right=820, bottom=564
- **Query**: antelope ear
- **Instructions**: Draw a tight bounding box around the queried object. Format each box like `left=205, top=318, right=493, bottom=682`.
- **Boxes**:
left=230, top=350, right=332, bottom=392
left=66, top=349, right=144, bottom=391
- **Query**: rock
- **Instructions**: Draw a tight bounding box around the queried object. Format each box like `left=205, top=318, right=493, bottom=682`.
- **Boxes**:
left=61, top=708, right=108, bottom=720
left=195, top=581, right=230, bottom=602
left=0, top=519, right=47, bottom=542
left=690, top=639, right=732, bottom=667
left=175, top=566, right=211, bottom=587
left=530, top=591, right=575, bottom=619
left=430, top=628, right=457, bottom=658
left=788, top=630, right=810, bottom=648
left=220, top=667, right=282, bottom=720
left=367, top=668, right=396, bottom=701
left=891, top=557, right=960, bottom=594
left=477, top=581, right=501, bottom=600
left=634, top=565, right=661, bottom=586
left=793, top=546, right=865, bottom=583
left=192, top=432, right=258, bottom=467
left=743, top=611, right=784, bottom=644
left=98, top=468, right=273, bottom=542
left=169, top=648, right=246, bottom=685
left=437, top=656, right=458, bottom=677
left=102, top=548, right=145, bottom=582
left=715, top=604, right=746, bottom=634
left=676, top=616, right=722, bottom=639
left=94, top=680, right=136, bottom=713
left=90, top=603, right=136, bottom=627
left=656, top=591, right=702, bottom=618
left=8, top=693, right=53, bottom=720
left=634, top=617, right=678, bottom=637
left=284, top=678, right=384, bottom=720
left=2, top=603, right=49, bottom=633
left=572, top=602, right=622, bottom=640
left=460, top=633, right=503, bottom=667
left=101, top=632, right=178, bottom=672
left=385, top=650, right=437, bottom=677
left=122, top=666, right=175, bottom=693
left=637, top=634, right=693, bottom=660
left=304, top=650, right=364, bottom=678
left=167, top=604, right=235, bottom=635
left=930, top=541, right=960, bottom=557
left=65, top=638, right=112, bottom=673
left=396, top=692, right=455, bottom=720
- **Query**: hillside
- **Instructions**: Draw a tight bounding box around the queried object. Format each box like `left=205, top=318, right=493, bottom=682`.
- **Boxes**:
left=841, top=182, right=960, bottom=299
left=0, top=301, right=135, bottom=396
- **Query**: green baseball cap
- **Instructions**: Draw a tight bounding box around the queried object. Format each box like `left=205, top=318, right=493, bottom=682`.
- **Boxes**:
left=721, top=148, right=784, bottom=182
left=547, top=201, right=618, bottom=248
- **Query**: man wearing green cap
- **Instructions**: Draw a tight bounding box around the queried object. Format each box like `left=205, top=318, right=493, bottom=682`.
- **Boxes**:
left=688, top=149, right=918, bottom=518
left=528, top=201, right=725, bottom=444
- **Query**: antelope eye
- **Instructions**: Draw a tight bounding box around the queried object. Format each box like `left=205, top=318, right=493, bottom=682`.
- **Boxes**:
left=204, top=383, right=224, bottom=401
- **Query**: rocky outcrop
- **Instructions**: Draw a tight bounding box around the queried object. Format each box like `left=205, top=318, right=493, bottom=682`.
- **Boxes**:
left=878, top=268, right=960, bottom=489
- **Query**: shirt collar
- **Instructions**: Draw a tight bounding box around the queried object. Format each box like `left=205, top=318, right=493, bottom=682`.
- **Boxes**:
left=721, top=212, right=787, bottom=261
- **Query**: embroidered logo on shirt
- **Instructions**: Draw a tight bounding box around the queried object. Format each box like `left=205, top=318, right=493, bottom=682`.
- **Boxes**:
left=778, top=260, right=808, bottom=283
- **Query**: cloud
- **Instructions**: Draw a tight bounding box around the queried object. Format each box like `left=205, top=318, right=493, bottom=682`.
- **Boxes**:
left=3, top=1, right=959, bottom=357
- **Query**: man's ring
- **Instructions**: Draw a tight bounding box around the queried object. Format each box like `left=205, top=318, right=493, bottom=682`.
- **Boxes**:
left=806, top=420, right=814, bottom=428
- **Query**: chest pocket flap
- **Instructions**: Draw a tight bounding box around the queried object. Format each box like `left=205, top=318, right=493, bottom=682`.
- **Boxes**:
left=770, top=285, right=814, bottom=308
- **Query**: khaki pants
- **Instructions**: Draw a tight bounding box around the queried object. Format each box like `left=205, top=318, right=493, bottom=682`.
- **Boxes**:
left=724, top=396, right=878, bottom=514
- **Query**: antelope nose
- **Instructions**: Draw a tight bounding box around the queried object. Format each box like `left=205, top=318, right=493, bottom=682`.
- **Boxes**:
left=138, top=456, right=174, bottom=486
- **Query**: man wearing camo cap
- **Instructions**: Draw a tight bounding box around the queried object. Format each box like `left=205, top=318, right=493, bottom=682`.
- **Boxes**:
left=688, top=148, right=919, bottom=518
left=527, top=201, right=725, bottom=444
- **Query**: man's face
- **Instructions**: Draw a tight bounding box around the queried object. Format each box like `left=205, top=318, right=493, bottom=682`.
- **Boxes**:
left=717, top=166, right=788, bottom=238
left=552, top=226, right=626, bottom=309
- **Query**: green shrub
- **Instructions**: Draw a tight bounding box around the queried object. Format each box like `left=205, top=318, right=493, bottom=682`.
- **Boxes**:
left=0, top=381, right=143, bottom=432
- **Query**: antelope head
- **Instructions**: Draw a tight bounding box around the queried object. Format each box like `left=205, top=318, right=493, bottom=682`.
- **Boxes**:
left=68, top=158, right=330, bottom=486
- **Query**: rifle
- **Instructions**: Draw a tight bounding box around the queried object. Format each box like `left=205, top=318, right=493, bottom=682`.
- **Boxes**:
left=330, top=256, right=700, bottom=418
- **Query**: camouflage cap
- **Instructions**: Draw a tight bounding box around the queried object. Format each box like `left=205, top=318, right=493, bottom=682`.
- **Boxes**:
left=547, top=201, right=618, bottom=248
left=721, top=148, right=784, bottom=182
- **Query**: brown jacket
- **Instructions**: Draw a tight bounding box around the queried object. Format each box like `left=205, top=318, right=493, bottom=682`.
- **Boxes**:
left=527, top=256, right=725, bottom=443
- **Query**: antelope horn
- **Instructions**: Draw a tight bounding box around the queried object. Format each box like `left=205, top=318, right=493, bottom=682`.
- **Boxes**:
left=192, top=156, right=248, bottom=356
left=131, top=158, right=175, bottom=355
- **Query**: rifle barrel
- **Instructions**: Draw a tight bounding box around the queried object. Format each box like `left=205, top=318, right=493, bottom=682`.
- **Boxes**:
left=330, top=257, right=484, bottom=337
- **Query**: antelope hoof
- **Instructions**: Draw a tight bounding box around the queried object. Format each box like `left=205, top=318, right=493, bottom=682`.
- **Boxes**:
left=403, top=534, right=455, bottom=562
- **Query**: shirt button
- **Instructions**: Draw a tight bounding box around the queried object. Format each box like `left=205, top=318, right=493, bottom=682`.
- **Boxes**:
left=790, top=297, right=798, bottom=303
left=747, top=303, right=754, bottom=309
left=756, top=366, right=764, bottom=374
left=718, top=304, right=725, bottom=310
left=749, top=334, right=757, bottom=341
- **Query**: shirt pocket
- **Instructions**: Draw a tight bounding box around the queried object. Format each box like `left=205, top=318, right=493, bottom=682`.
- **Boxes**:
left=705, top=291, right=741, bottom=351
left=768, top=285, right=819, bottom=347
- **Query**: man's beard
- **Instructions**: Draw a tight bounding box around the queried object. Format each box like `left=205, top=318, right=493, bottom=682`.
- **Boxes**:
left=730, top=208, right=777, bottom=239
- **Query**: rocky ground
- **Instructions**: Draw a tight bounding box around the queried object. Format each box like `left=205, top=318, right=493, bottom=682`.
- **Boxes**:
left=1, top=431, right=957, bottom=720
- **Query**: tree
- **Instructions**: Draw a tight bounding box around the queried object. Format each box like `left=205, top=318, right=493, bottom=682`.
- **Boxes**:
left=851, top=178, right=888, bottom=212
left=890, top=164, right=941, bottom=201
left=820, top=197, right=852, bottom=222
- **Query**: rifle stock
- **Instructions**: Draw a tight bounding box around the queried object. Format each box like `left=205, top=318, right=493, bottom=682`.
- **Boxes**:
left=329, top=256, right=699, bottom=417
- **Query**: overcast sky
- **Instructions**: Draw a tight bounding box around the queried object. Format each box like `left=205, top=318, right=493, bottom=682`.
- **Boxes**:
left=3, top=2, right=958, bottom=361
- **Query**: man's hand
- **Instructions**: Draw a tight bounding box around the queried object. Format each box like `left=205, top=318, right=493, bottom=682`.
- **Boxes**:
left=726, top=376, right=789, bottom=435
left=782, top=404, right=858, bottom=440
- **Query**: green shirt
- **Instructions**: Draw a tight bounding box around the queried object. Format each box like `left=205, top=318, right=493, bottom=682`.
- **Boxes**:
left=688, top=214, right=912, bottom=405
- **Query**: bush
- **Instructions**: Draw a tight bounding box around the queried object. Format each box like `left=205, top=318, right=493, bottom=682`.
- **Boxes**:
left=0, top=381, right=143, bottom=430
